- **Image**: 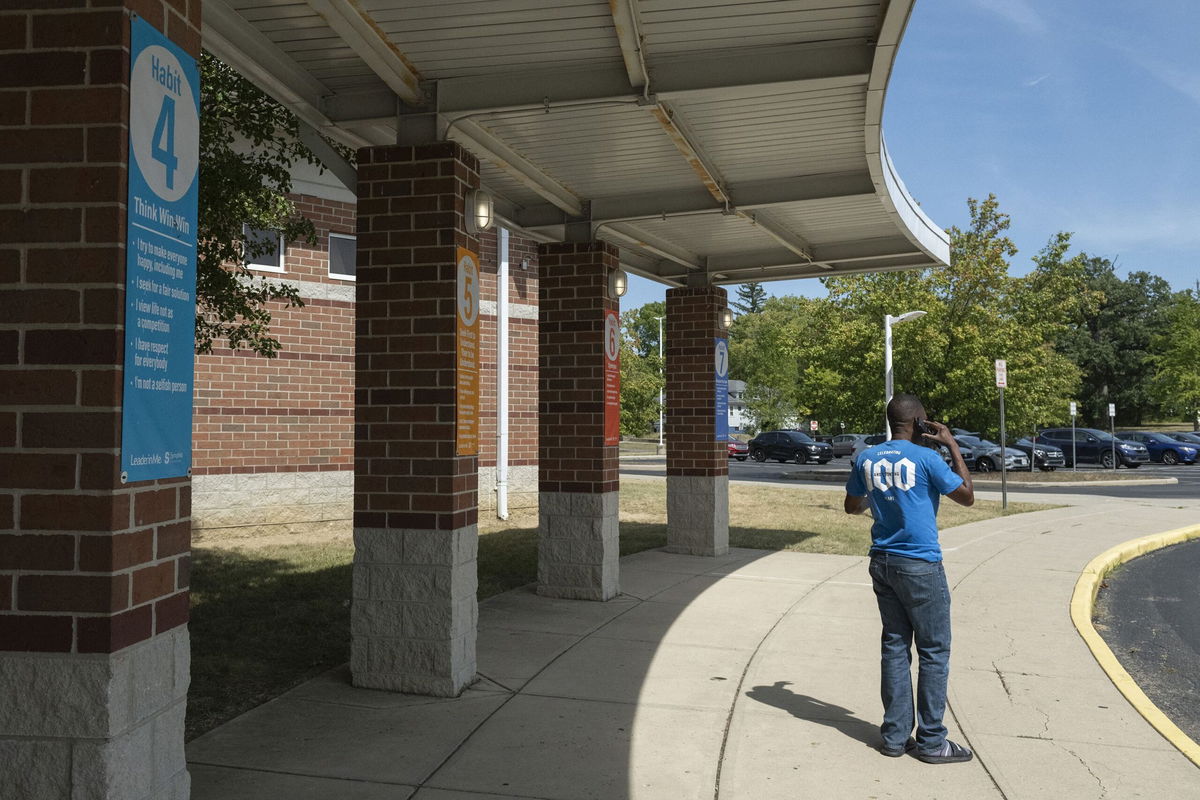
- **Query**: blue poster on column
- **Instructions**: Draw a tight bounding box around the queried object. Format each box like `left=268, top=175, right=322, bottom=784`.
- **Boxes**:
left=120, top=16, right=200, bottom=483
left=714, top=337, right=729, bottom=440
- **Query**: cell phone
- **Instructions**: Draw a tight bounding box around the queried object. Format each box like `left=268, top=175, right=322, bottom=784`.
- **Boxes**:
left=917, top=418, right=939, bottom=436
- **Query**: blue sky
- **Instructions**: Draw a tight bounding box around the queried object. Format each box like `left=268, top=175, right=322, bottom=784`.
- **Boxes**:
left=622, top=0, right=1199, bottom=310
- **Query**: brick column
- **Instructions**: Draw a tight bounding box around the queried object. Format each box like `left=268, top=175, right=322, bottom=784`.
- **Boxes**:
left=536, top=242, right=620, bottom=600
left=352, top=142, right=479, bottom=696
left=0, top=3, right=196, bottom=799
left=665, top=286, right=730, bottom=556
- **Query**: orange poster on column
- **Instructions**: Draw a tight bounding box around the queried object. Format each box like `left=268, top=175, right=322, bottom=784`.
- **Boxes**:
left=456, top=247, right=480, bottom=455
left=603, top=309, right=621, bottom=446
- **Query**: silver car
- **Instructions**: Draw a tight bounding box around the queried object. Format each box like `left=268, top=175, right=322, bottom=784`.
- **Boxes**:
left=954, top=435, right=1029, bottom=472
left=832, top=433, right=869, bottom=458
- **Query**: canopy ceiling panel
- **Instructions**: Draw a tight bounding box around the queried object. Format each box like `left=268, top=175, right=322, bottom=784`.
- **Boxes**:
left=638, top=0, right=882, bottom=54
left=617, top=211, right=785, bottom=256
left=671, top=84, right=869, bottom=184
left=360, top=0, right=622, bottom=79
left=201, top=0, right=950, bottom=285
left=769, top=194, right=899, bottom=246
left=470, top=106, right=707, bottom=198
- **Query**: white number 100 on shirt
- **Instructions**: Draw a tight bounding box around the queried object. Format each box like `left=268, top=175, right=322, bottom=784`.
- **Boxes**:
left=861, top=457, right=917, bottom=492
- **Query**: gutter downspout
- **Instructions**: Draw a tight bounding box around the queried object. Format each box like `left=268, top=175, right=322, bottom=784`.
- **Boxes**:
left=496, top=227, right=511, bottom=520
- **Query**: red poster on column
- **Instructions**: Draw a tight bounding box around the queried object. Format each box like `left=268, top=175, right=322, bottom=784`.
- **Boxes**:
left=603, top=309, right=621, bottom=446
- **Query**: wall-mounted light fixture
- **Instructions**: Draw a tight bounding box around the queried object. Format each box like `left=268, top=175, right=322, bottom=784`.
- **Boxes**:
left=719, top=307, right=733, bottom=329
left=465, top=189, right=495, bottom=235
left=608, top=269, right=629, bottom=299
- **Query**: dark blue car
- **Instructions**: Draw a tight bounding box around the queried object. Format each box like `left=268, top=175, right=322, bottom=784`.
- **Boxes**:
left=1166, top=431, right=1200, bottom=447
left=1116, top=431, right=1198, bottom=465
left=1037, top=427, right=1150, bottom=468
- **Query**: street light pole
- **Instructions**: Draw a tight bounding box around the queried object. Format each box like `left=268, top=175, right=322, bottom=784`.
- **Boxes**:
left=655, top=315, right=665, bottom=453
left=884, top=310, right=927, bottom=439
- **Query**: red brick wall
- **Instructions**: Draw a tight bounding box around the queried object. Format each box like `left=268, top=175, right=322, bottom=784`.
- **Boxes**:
left=537, top=242, right=619, bottom=494
left=0, top=2, right=197, bottom=655
left=192, top=192, right=355, bottom=475
left=293, top=195, right=358, bottom=267
left=666, top=286, right=729, bottom=477
left=354, top=141, right=480, bottom=531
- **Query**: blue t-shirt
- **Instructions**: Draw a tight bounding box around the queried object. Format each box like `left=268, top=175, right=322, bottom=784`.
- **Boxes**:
left=845, top=439, right=964, bottom=562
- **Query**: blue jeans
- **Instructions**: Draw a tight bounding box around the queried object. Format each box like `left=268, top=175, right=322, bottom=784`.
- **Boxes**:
left=868, top=552, right=951, bottom=753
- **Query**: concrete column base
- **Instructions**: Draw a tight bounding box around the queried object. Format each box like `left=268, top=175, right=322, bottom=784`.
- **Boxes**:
left=0, top=628, right=191, bottom=800
left=667, top=475, right=730, bottom=556
left=537, top=491, right=619, bottom=601
left=350, top=526, right=478, bottom=696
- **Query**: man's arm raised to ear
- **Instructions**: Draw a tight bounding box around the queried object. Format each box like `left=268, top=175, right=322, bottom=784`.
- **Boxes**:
left=926, top=421, right=975, bottom=507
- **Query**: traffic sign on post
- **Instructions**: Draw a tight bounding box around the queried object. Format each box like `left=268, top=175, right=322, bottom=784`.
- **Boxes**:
left=1070, top=401, right=1077, bottom=417
left=810, top=420, right=818, bottom=432
left=1107, top=403, right=1117, bottom=469
left=995, top=359, right=1008, bottom=509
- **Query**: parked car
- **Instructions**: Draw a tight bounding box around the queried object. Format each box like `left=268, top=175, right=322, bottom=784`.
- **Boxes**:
left=831, top=433, right=869, bottom=458
left=725, top=434, right=750, bottom=461
left=1166, top=431, right=1200, bottom=446
left=1116, top=431, right=1198, bottom=465
left=1037, top=427, right=1150, bottom=468
left=953, top=435, right=1029, bottom=472
left=850, top=433, right=887, bottom=462
left=1008, top=437, right=1066, bottom=471
left=748, top=430, right=834, bottom=464
left=850, top=433, right=957, bottom=466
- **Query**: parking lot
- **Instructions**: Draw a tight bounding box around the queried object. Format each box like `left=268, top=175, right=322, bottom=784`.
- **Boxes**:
left=620, top=453, right=1200, bottom=500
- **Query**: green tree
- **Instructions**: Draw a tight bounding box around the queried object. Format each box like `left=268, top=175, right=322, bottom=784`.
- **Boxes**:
left=1152, top=289, right=1200, bottom=426
left=733, top=282, right=767, bottom=315
left=618, top=337, right=661, bottom=436
left=197, top=53, right=332, bottom=356
left=1055, top=259, right=1174, bottom=425
left=803, top=195, right=1092, bottom=436
left=618, top=303, right=665, bottom=435
left=728, top=296, right=823, bottom=429
left=622, top=301, right=666, bottom=358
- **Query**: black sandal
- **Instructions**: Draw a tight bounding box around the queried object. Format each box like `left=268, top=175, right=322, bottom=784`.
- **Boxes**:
left=916, top=739, right=973, bottom=764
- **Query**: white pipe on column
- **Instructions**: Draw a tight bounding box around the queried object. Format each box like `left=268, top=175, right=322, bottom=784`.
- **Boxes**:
left=496, top=227, right=511, bottom=520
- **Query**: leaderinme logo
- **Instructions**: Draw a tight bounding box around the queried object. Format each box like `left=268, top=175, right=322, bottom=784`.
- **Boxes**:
left=862, top=457, right=917, bottom=492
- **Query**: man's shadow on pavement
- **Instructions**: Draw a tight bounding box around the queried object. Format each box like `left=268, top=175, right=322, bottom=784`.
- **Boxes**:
left=745, top=680, right=880, bottom=749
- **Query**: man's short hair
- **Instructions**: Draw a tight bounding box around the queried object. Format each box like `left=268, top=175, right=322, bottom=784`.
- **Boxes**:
left=887, top=393, right=925, bottom=429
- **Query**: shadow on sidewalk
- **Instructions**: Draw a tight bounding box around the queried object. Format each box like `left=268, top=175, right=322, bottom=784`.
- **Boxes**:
left=745, top=680, right=879, bottom=748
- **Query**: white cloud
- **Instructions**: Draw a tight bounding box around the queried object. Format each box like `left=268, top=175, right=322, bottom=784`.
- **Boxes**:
left=973, top=0, right=1047, bottom=35
left=1024, top=73, right=1051, bottom=88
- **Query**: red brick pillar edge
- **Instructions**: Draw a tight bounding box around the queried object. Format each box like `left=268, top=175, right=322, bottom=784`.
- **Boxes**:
left=351, top=141, right=480, bottom=696
left=665, top=286, right=730, bottom=556
left=0, top=4, right=195, bottom=799
left=536, top=242, right=620, bottom=600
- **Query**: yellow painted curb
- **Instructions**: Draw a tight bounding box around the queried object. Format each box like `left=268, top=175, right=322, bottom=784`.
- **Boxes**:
left=1071, top=524, right=1200, bottom=767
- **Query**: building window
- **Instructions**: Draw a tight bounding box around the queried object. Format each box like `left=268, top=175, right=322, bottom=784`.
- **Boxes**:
left=242, top=224, right=284, bottom=273
left=329, top=232, right=356, bottom=281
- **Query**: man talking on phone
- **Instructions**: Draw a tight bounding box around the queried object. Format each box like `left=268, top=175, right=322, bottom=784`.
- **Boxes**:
left=844, top=393, right=975, bottom=763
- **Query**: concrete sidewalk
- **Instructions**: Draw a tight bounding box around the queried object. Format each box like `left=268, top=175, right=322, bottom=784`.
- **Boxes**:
left=187, top=500, right=1200, bottom=799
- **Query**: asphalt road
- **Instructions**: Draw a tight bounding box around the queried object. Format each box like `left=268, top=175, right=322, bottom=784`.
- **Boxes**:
left=1093, top=538, right=1200, bottom=744
left=620, top=454, right=1200, bottom=499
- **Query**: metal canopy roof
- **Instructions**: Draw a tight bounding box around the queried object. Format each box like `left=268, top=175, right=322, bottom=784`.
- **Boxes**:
left=202, top=0, right=949, bottom=287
